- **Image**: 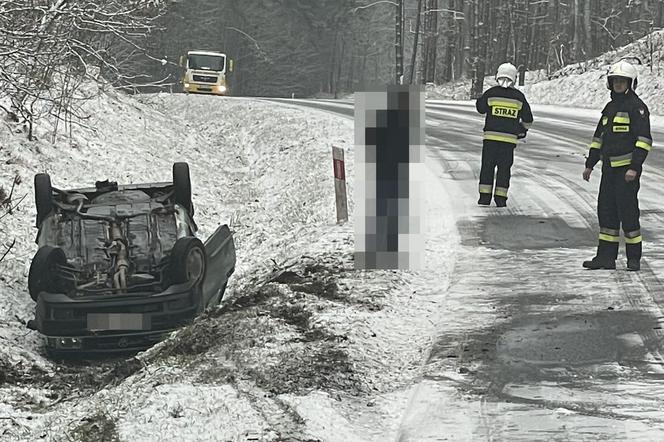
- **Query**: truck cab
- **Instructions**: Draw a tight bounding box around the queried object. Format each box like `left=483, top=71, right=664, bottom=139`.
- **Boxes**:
left=181, top=50, right=233, bottom=96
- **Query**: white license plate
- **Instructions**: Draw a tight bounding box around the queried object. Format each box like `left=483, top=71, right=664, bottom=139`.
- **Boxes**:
left=87, top=313, right=148, bottom=331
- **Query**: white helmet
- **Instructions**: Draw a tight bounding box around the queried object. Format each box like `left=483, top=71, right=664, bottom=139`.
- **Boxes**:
left=496, top=63, right=518, bottom=88
left=607, top=60, right=638, bottom=90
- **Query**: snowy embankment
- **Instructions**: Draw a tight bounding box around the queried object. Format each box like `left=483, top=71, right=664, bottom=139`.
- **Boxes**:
left=429, top=30, right=664, bottom=115
left=0, top=84, right=457, bottom=441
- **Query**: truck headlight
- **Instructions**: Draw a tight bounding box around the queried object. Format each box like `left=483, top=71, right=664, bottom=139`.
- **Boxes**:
left=184, top=83, right=190, bottom=88
left=217, top=85, right=227, bottom=93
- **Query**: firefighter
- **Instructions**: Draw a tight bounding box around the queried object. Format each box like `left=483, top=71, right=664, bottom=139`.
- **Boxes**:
left=582, top=60, right=652, bottom=271
left=475, top=62, right=534, bottom=207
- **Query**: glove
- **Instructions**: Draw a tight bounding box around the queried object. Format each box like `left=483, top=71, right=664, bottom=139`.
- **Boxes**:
left=517, top=131, right=527, bottom=139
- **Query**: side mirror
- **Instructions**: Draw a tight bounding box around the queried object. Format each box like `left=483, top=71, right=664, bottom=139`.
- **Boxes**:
left=229, top=59, right=234, bottom=73
left=179, top=55, right=185, bottom=67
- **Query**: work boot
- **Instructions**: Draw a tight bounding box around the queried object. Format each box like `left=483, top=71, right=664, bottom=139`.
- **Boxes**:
left=582, top=257, right=616, bottom=269
left=494, top=196, right=507, bottom=207
left=583, top=240, right=619, bottom=270
left=478, top=194, right=491, bottom=206
left=627, top=259, right=640, bottom=271
left=626, top=242, right=642, bottom=271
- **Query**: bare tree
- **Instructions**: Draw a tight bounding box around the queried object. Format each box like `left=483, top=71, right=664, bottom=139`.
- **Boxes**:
left=421, top=0, right=438, bottom=84
left=396, top=0, right=405, bottom=83
left=0, top=0, right=165, bottom=139
left=584, top=0, right=593, bottom=56
left=409, top=0, right=423, bottom=84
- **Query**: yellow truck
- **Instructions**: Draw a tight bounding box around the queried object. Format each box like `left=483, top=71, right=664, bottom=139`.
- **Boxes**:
left=181, top=50, right=233, bottom=96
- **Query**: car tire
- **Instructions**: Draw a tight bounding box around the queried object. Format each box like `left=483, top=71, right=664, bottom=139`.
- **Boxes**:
left=173, top=162, right=194, bottom=217
left=34, top=173, right=53, bottom=227
left=170, top=237, right=207, bottom=285
left=28, top=246, right=67, bottom=302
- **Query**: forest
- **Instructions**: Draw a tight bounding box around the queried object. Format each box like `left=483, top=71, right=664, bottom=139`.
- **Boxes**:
left=147, top=0, right=664, bottom=97
left=1, top=0, right=663, bottom=115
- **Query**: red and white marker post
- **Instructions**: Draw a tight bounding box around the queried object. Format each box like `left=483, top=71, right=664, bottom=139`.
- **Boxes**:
left=332, top=146, right=348, bottom=224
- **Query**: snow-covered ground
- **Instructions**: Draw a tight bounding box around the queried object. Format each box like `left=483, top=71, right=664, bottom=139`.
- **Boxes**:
left=0, top=83, right=459, bottom=440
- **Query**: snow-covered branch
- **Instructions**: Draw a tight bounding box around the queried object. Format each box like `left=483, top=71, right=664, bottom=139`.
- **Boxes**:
left=0, top=0, right=165, bottom=139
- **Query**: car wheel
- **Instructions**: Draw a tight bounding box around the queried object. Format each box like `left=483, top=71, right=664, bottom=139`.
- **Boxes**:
left=170, top=237, right=207, bottom=285
left=34, top=173, right=53, bottom=227
left=28, top=246, right=67, bottom=301
left=173, top=162, right=194, bottom=217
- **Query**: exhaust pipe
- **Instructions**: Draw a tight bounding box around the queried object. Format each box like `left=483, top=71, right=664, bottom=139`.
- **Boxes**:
left=110, top=222, right=130, bottom=292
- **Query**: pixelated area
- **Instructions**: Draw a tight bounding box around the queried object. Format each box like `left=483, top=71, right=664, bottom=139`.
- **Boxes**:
left=354, top=85, right=425, bottom=270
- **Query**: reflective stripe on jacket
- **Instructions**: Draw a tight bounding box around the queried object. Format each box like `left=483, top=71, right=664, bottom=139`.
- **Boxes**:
left=476, top=86, right=534, bottom=145
left=585, top=90, right=652, bottom=172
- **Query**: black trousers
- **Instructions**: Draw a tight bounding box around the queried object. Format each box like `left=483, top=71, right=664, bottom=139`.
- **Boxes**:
left=596, top=163, right=642, bottom=261
left=479, top=140, right=515, bottom=200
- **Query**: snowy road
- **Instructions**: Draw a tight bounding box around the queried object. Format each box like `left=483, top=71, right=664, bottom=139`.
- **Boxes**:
left=271, top=98, right=664, bottom=440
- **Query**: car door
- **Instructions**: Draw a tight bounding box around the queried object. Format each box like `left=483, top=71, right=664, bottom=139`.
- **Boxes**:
left=201, top=224, right=236, bottom=307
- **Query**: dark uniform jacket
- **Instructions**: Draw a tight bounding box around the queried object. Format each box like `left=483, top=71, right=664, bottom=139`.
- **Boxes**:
left=586, top=89, right=652, bottom=173
left=476, top=86, right=534, bottom=145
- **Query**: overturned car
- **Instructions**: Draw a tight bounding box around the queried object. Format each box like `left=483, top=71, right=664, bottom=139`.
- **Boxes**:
left=27, top=162, right=236, bottom=354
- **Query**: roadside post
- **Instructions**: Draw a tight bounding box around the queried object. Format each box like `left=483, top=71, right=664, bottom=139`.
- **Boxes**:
left=332, top=146, right=348, bottom=224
